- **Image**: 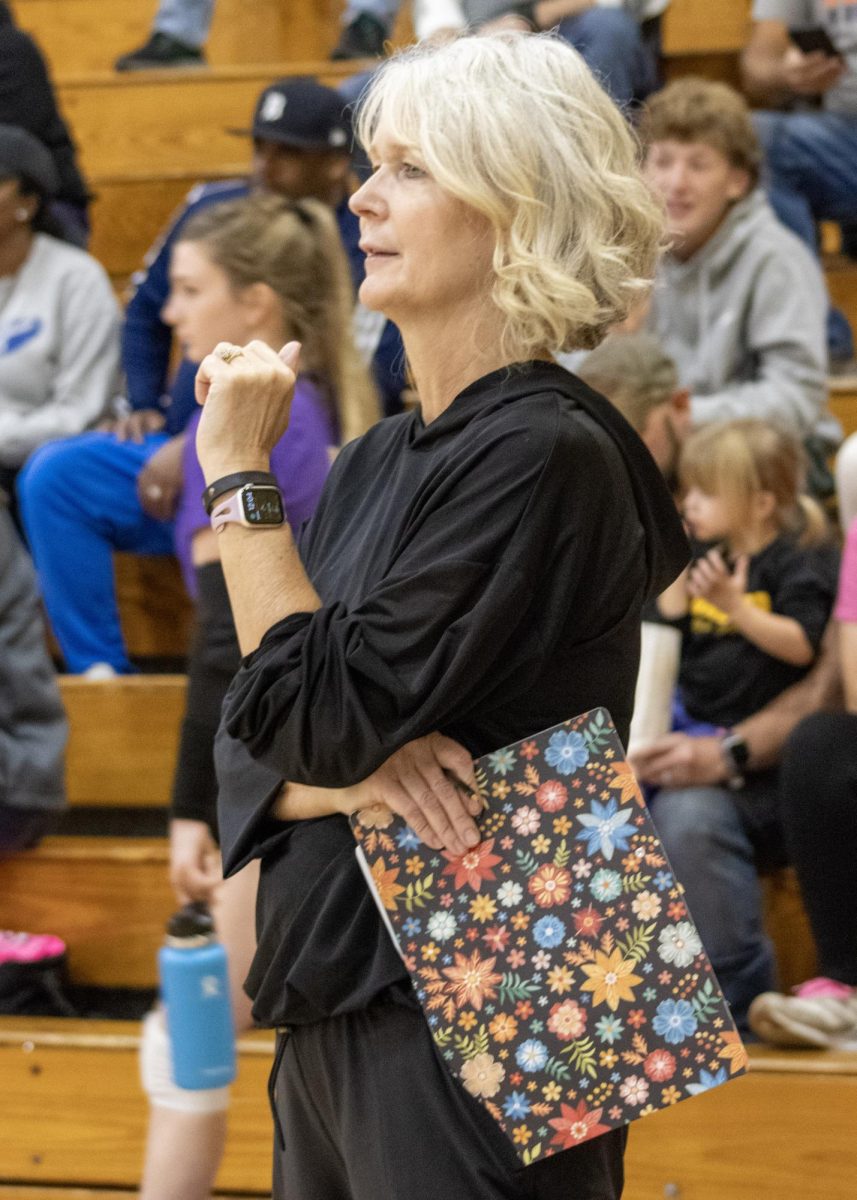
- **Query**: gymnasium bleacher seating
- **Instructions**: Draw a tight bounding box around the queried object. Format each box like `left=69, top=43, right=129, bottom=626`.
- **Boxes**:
left=1, top=1, right=855, bottom=1196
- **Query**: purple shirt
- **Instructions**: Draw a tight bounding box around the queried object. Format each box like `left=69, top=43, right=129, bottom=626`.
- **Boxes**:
left=836, top=518, right=857, bottom=624
left=174, top=377, right=336, bottom=594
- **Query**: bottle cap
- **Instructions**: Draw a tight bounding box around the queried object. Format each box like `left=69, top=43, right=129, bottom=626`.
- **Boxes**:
left=166, top=901, right=216, bottom=940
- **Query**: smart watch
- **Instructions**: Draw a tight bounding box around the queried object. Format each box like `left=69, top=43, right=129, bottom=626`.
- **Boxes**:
left=202, top=470, right=277, bottom=516
left=209, top=483, right=285, bottom=532
left=720, top=730, right=749, bottom=791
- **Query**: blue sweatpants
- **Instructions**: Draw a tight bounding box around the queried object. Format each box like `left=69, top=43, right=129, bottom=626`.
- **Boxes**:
left=18, top=432, right=176, bottom=674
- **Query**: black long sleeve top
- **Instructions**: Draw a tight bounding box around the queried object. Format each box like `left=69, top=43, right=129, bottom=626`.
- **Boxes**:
left=214, top=360, right=688, bottom=1027
left=0, top=5, right=89, bottom=209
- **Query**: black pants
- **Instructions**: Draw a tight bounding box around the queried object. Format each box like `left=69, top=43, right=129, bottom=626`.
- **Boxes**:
left=778, top=711, right=857, bottom=986
left=269, top=1000, right=626, bottom=1200
left=170, top=562, right=241, bottom=835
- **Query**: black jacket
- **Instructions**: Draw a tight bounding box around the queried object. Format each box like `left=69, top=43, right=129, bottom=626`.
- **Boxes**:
left=0, top=3, right=89, bottom=207
left=215, top=360, right=689, bottom=1025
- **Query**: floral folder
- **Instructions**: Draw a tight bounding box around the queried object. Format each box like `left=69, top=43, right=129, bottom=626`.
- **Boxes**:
left=351, top=709, right=747, bottom=1166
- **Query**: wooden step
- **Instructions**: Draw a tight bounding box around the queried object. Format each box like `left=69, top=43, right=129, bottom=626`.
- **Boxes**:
left=90, top=174, right=233, bottom=282
left=16, top=0, right=341, bottom=75
left=0, top=1189, right=264, bottom=1200
left=830, top=387, right=857, bottom=440
left=762, top=867, right=817, bottom=992
left=828, top=259, right=857, bottom=334
left=1, top=1017, right=854, bottom=1196
left=115, top=552, right=194, bottom=661
left=60, top=675, right=186, bottom=809
left=0, top=1017, right=273, bottom=1193
left=0, top=838, right=172, bottom=988
left=624, top=1045, right=857, bottom=1200
left=56, top=62, right=368, bottom=183
left=661, top=0, right=751, bottom=56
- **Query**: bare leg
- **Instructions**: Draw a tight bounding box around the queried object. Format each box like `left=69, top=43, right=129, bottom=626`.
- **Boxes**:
left=139, top=860, right=260, bottom=1200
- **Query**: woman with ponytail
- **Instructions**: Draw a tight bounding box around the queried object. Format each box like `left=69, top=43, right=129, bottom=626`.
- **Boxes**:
left=139, top=193, right=378, bottom=1200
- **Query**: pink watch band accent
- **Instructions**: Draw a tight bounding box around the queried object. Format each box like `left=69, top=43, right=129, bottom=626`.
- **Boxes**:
left=210, top=489, right=243, bottom=533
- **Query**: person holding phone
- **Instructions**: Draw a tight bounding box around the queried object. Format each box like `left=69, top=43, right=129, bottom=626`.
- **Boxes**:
left=742, top=1, right=857, bottom=372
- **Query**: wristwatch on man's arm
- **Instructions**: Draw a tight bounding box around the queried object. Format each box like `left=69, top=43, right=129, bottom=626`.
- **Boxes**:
left=719, top=730, right=750, bottom=790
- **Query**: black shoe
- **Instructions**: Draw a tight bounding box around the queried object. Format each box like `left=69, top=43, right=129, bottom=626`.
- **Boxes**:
left=115, top=31, right=206, bottom=72
left=331, top=14, right=387, bottom=60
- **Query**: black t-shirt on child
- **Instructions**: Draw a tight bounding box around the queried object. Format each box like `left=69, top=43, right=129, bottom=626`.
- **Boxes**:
left=678, top=534, right=839, bottom=730
left=213, top=360, right=688, bottom=1029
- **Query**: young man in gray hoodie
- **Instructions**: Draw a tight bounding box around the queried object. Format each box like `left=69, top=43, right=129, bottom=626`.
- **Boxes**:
left=639, top=77, right=831, bottom=444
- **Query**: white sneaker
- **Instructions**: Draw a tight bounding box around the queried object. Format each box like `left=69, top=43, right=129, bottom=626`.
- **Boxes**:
left=749, top=980, right=857, bottom=1050
left=80, top=662, right=118, bottom=681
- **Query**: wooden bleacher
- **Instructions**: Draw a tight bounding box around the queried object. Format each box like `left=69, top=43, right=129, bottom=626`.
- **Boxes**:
left=1, top=2, right=855, bottom=1197
left=1, top=1014, right=855, bottom=1198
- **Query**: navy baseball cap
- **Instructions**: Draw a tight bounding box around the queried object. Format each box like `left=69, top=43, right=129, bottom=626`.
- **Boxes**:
left=0, top=124, right=58, bottom=197
left=229, top=78, right=351, bottom=153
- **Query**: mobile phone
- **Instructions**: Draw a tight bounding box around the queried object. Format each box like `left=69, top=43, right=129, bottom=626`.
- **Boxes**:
left=790, top=26, right=843, bottom=60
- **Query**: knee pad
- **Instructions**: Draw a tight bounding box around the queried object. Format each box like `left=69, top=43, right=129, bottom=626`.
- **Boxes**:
left=140, top=1009, right=231, bottom=1114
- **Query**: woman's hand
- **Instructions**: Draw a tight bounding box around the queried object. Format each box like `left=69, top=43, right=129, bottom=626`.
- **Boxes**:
left=273, top=732, right=484, bottom=856
left=353, top=732, right=483, bottom=856
left=136, top=433, right=185, bottom=521
left=195, top=340, right=301, bottom=482
left=169, top=818, right=223, bottom=905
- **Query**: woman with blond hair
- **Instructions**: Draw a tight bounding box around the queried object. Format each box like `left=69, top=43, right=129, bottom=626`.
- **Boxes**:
left=194, top=34, right=686, bottom=1199
left=137, top=193, right=378, bottom=1200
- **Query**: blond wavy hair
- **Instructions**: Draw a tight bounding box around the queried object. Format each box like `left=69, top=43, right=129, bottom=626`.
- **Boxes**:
left=355, top=32, right=665, bottom=354
left=179, top=194, right=379, bottom=445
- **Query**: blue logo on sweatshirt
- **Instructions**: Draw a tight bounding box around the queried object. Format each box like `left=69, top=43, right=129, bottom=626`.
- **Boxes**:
left=0, top=318, right=42, bottom=356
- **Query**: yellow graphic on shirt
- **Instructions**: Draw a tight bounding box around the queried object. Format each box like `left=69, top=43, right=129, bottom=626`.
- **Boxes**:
left=690, top=591, right=772, bottom=636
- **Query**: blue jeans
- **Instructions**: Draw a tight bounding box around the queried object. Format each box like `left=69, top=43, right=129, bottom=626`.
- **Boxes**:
left=558, top=7, right=659, bottom=108
left=753, top=109, right=857, bottom=361
left=18, top=432, right=175, bottom=674
left=154, top=0, right=214, bottom=47
left=649, top=783, right=783, bottom=1034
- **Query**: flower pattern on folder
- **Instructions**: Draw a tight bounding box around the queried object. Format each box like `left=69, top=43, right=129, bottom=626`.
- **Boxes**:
left=352, top=709, right=747, bottom=1166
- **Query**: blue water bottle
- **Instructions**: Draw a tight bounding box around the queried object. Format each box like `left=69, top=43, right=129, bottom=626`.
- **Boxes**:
left=158, top=901, right=236, bottom=1090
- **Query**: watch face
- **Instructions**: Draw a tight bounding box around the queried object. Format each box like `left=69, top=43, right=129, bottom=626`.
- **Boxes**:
left=723, top=734, right=750, bottom=771
left=241, top=485, right=285, bottom=525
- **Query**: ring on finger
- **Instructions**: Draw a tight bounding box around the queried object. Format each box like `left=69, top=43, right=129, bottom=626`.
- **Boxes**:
left=217, top=344, right=244, bottom=364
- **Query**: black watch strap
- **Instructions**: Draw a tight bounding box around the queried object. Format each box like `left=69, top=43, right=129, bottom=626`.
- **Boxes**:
left=203, top=471, right=277, bottom=515
left=720, top=731, right=749, bottom=790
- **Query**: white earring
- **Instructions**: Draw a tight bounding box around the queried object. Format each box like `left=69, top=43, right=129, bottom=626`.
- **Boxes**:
left=15, top=208, right=29, bottom=222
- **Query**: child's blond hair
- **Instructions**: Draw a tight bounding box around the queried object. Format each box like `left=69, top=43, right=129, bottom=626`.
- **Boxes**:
left=679, top=419, right=828, bottom=547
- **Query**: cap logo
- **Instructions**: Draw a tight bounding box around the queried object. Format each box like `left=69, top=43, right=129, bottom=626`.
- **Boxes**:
left=329, top=128, right=347, bottom=147
left=260, top=92, right=287, bottom=123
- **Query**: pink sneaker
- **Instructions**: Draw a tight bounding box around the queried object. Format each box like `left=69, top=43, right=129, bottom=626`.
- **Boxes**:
left=0, top=930, right=66, bottom=964
left=793, top=976, right=855, bottom=1001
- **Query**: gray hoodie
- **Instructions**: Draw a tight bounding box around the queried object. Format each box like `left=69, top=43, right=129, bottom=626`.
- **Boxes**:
left=0, top=506, right=66, bottom=814
left=646, top=188, right=829, bottom=438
